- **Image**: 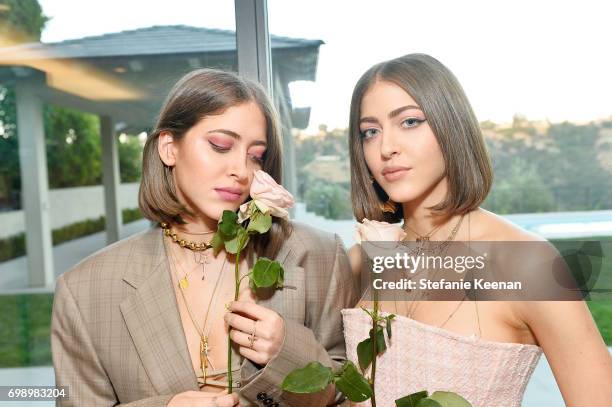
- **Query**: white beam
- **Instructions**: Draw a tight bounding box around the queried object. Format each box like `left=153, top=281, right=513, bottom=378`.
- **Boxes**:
left=100, top=116, right=121, bottom=244
left=15, top=79, right=54, bottom=287
left=235, top=0, right=272, bottom=94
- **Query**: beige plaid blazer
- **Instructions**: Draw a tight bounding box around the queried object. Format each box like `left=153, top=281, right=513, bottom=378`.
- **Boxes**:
left=51, top=222, right=358, bottom=406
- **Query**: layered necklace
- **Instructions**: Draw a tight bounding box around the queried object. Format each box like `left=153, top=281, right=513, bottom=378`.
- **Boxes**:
left=161, top=222, right=214, bottom=284
left=163, top=223, right=226, bottom=387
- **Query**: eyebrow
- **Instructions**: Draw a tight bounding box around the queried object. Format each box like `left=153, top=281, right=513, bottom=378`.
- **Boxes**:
left=208, top=129, right=267, bottom=146
left=359, top=104, right=423, bottom=125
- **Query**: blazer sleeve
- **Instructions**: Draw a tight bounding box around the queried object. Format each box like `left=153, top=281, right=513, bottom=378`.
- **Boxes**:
left=51, top=275, right=174, bottom=407
left=239, top=234, right=359, bottom=407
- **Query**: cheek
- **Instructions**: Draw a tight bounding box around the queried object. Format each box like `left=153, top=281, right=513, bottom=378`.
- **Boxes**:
left=362, top=142, right=381, bottom=173
left=416, top=132, right=445, bottom=175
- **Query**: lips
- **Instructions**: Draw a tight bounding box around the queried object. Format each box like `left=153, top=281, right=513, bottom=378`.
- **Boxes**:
left=381, top=166, right=411, bottom=182
left=214, top=187, right=244, bottom=202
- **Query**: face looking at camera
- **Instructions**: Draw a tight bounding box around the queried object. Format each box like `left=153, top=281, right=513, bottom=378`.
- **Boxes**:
left=359, top=80, right=447, bottom=211
left=158, top=101, right=267, bottom=229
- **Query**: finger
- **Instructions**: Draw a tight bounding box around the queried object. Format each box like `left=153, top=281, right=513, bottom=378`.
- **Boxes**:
left=238, top=345, right=267, bottom=365
left=211, top=393, right=240, bottom=407
left=229, top=329, right=262, bottom=350
left=229, top=301, right=276, bottom=320
left=237, top=285, right=256, bottom=302
left=224, top=312, right=256, bottom=334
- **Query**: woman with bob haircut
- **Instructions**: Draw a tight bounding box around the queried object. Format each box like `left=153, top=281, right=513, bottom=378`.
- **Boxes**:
left=342, top=54, right=612, bottom=406
left=51, top=69, right=357, bottom=407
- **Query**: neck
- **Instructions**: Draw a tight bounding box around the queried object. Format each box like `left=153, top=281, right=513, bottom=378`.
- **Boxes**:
left=401, top=176, right=452, bottom=236
left=175, top=214, right=218, bottom=236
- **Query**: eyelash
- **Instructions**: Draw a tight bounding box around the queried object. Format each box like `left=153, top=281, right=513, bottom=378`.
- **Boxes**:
left=360, top=117, right=426, bottom=140
left=209, top=142, right=264, bottom=164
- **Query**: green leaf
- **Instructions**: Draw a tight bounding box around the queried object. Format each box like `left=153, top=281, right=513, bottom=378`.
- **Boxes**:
left=371, top=326, right=387, bottom=353
left=416, top=399, right=443, bottom=407
left=386, top=314, right=395, bottom=340
left=428, top=391, right=472, bottom=407
left=356, top=337, right=373, bottom=371
left=281, top=362, right=333, bottom=393
left=356, top=326, right=386, bottom=371
left=218, top=210, right=239, bottom=237
left=251, top=258, right=282, bottom=288
left=395, top=391, right=428, bottom=407
left=225, top=227, right=248, bottom=254
left=247, top=211, right=272, bottom=234
left=333, top=361, right=372, bottom=402
left=212, top=232, right=224, bottom=256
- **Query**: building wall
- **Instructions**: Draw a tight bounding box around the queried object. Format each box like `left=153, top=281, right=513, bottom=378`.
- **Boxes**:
left=0, top=183, right=140, bottom=238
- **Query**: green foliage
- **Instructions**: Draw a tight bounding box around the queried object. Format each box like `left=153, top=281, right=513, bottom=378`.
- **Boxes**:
left=333, top=361, right=373, bottom=402
left=122, top=207, right=143, bottom=223
left=484, top=120, right=612, bottom=213
left=484, top=158, right=555, bottom=214
left=0, top=0, right=49, bottom=43
left=44, top=106, right=102, bottom=188
left=0, top=86, right=20, bottom=210
left=428, top=392, right=472, bottom=406
left=251, top=257, right=284, bottom=289
left=51, top=216, right=105, bottom=245
left=395, top=391, right=472, bottom=407
left=0, top=232, right=25, bottom=262
left=357, top=326, right=386, bottom=371
left=0, top=293, right=53, bottom=367
left=118, top=135, right=143, bottom=183
left=304, top=181, right=352, bottom=220
left=395, top=391, right=428, bottom=407
left=281, top=361, right=373, bottom=402
left=246, top=210, right=272, bottom=234
left=0, top=207, right=144, bottom=262
left=281, top=362, right=333, bottom=393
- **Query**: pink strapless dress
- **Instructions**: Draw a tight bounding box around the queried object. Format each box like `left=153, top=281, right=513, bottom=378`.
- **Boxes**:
left=341, top=308, right=542, bottom=407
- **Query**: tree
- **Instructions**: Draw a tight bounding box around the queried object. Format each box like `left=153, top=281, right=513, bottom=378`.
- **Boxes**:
left=0, top=0, right=48, bottom=208
left=304, top=181, right=352, bottom=220
left=44, top=107, right=102, bottom=188
left=0, top=0, right=49, bottom=45
left=483, top=157, right=555, bottom=214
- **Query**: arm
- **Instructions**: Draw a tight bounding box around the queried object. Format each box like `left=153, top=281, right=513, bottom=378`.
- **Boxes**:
left=518, top=300, right=612, bottom=406
left=51, top=275, right=174, bottom=407
left=239, top=234, right=359, bottom=407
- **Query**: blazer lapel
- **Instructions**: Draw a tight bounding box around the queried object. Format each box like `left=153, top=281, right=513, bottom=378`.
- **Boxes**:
left=119, top=229, right=198, bottom=395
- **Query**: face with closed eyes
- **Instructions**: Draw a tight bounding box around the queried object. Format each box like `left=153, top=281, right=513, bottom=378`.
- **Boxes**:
left=158, top=101, right=267, bottom=226
left=359, top=80, right=447, bottom=207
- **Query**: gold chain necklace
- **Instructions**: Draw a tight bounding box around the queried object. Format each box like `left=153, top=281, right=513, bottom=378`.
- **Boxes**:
left=166, top=236, right=227, bottom=386
left=161, top=222, right=214, bottom=251
left=402, top=219, right=444, bottom=242
left=402, top=213, right=467, bottom=323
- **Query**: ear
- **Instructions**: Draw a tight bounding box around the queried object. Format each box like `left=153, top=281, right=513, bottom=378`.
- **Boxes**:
left=158, top=131, right=177, bottom=167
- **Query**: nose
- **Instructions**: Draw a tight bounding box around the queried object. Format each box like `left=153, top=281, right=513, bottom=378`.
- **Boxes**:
left=379, top=132, right=399, bottom=159
left=228, top=151, right=250, bottom=183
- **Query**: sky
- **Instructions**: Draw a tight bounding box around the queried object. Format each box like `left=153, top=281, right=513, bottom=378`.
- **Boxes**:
left=38, top=0, right=612, bottom=133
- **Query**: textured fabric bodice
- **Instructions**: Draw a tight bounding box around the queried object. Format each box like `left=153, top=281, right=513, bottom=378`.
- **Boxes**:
left=341, top=308, right=542, bottom=407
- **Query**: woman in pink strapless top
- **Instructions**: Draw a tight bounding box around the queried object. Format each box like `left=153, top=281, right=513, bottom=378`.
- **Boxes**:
left=342, top=53, right=612, bottom=406
left=342, top=307, right=541, bottom=407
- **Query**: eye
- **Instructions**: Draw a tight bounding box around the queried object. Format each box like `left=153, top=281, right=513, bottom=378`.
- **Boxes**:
left=360, top=128, right=380, bottom=140
left=248, top=153, right=264, bottom=165
left=247, top=146, right=266, bottom=165
left=209, top=141, right=231, bottom=152
left=400, top=117, right=426, bottom=128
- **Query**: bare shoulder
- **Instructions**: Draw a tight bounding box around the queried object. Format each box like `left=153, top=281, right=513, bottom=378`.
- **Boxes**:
left=469, top=208, right=545, bottom=242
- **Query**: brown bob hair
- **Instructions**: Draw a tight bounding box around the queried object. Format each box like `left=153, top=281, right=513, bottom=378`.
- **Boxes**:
left=139, top=68, right=290, bottom=258
left=349, top=53, right=493, bottom=223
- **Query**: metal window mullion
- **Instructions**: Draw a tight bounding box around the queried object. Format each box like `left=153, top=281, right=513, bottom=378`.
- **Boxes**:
left=235, top=0, right=272, bottom=95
